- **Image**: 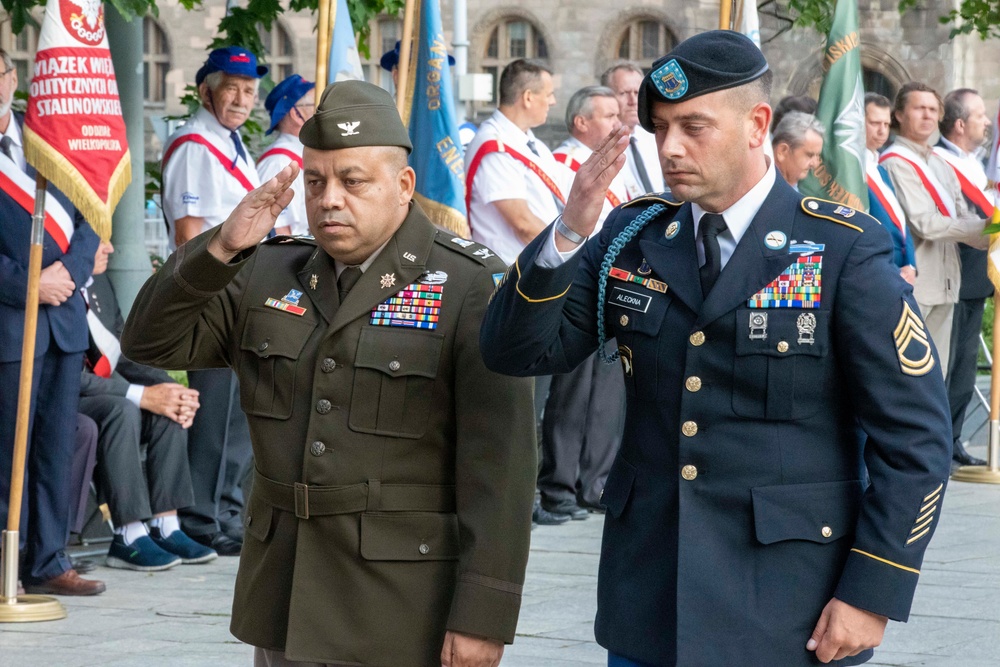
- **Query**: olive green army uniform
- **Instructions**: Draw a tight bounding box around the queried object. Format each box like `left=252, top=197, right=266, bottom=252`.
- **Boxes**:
left=121, top=202, right=537, bottom=666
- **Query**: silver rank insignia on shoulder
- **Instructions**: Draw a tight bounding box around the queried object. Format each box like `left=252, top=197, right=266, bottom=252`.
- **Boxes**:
left=418, top=270, right=448, bottom=285
left=796, top=313, right=816, bottom=345
left=380, top=273, right=397, bottom=289
left=749, top=312, right=768, bottom=340
left=474, top=248, right=494, bottom=259
left=894, top=300, right=935, bottom=376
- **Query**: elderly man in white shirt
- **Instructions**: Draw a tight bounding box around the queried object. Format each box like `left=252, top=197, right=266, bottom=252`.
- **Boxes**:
left=601, top=61, right=664, bottom=197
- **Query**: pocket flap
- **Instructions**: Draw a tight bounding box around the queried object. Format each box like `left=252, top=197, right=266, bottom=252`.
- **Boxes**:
left=601, top=455, right=637, bottom=519
left=240, top=307, right=316, bottom=359
left=244, top=494, right=275, bottom=543
left=607, top=287, right=670, bottom=336
left=751, top=480, right=864, bottom=545
left=735, top=309, right=828, bottom=358
left=360, top=512, right=460, bottom=561
left=354, top=327, right=444, bottom=378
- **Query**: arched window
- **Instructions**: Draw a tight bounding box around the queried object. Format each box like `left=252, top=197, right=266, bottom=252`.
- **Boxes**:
left=259, top=21, right=295, bottom=83
left=143, top=17, right=169, bottom=106
left=361, top=17, right=402, bottom=94
left=0, top=22, right=38, bottom=94
left=615, top=19, right=674, bottom=72
left=863, top=68, right=897, bottom=103
left=480, top=19, right=549, bottom=104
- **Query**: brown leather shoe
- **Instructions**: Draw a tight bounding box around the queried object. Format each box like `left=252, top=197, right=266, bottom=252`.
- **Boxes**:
left=24, top=569, right=106, bottom=596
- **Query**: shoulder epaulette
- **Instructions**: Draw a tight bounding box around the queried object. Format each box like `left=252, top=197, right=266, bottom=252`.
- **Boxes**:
left=800, top=197, right=871, bottom=233
left=262, top=234, right=317, bottom=246
left=622, top=192, right=684, bottom=209
left=434, top=230, right=504, bottom=268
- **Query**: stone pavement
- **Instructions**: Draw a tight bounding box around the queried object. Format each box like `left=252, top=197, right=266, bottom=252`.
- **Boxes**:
left=2, top=441, right=998, bottom=666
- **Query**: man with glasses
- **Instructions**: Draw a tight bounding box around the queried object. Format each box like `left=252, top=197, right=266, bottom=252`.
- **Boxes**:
left=258, top=74, right=315, bottom=237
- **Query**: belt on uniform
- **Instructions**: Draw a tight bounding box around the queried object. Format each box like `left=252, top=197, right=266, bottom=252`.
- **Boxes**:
left=252, top=469, right=456, bottom=519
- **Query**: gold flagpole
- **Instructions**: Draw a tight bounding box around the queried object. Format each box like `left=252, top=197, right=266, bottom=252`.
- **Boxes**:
left=0, top=174, right=67, bottom=622
left=316, top=0, right=333, bottom=101
left=396, top=0, right=416, bottom=115
left=719, top=0, right=734, bottom=30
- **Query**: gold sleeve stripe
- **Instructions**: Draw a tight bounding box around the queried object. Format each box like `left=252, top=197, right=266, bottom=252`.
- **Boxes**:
left=910, top=517, right=934, bottom=534
left=915, top=506, right=937, bottom=524
left=923, top=483, right=944, bottom=502
left=919, top=499, right=938, bottom=514
left=850, top=548, right=920, bottom=574
left=906, top=528, right=931, bottom=545
left=513, top=258, right=572, bottom=303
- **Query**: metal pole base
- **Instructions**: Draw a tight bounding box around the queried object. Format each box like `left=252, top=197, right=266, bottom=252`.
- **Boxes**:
left=0, top=594, right=67, bottom=622
left=950, top=465, right=1000, bottom=484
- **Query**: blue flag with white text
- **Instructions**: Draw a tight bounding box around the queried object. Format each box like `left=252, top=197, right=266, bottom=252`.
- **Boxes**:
left=401, top=0, right=469, bottom=238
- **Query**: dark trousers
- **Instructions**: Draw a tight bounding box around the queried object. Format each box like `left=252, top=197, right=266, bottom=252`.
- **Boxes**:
left=180, top=368, right=252, bottom=537
left=947, top=297, right=986, bottom=449
left=539, top=351, right=626, bottom=507
left=79, top=394, right=194, bottom=526
left=0, top=349, right=80, bottom=583
left=69, top=414, right=99, bottom=534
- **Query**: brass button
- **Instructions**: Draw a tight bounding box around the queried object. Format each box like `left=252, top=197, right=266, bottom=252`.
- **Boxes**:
left=681, top=421, right=698, bottom=437
left=685, top=376, right=702, bottom=392
left=310, top=441, right=326, bottom=457
left=777, top=341, right=789, bottom=353
left=258, top=341, right=269, bottom=352
left=821, top=526, right=833, bottom=538
left=316, top=399, right=332, bottom=415
left=681, top=465, right=698, bottom=481
left=620, top=314, right=629, bottom=327
left=389, top=360, right=401, bottom=372
left=689, top=331, right=706, bottom=346
left=321, top=358, right=336, bottom=373
left=418, top=543, right=430, bottom=555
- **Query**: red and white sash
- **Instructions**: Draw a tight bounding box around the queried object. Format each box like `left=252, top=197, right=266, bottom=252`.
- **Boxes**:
left=465, top=138, right=566, bottom=232
left=932, top=146, right=994, bottom=219
left=162, top=128, right=257, bottom=193
left=259, top=146, right=303, bottom=169
left=0, top=153, right=74, bottom=252
left=553, top=152, right=622, bottom=208
left=82, top=284, right=121, bottom=378
left=880, top=143, right=956, bottom=217
left=866, top=163, right=907, bottom=237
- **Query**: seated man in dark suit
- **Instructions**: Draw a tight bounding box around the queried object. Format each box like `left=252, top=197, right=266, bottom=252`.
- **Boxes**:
left=79, top=241, right=215, bottom=570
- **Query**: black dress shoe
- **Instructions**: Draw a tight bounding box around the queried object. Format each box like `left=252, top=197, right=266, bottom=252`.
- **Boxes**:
left=577, top=500, right=606, bottom=515
left=542, top=499, right=589, bottom=521
left=532, top=499, right=571, bottom=526
left=953, top=441, right=987, bottom=467
left=191, top=531, right=242, bottom=556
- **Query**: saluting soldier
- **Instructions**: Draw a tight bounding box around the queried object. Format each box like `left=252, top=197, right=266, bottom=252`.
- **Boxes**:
left=481, top=31, right=952, bottom=666
left=122, top=81, right=536, bottom=667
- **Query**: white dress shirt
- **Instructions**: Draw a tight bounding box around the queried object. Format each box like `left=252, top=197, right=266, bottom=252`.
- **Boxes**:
left=1, top=117, right=26, bottom=172
left=553, top=136, right=631, bottom=233
left=625, top=126, right=665, bottom=195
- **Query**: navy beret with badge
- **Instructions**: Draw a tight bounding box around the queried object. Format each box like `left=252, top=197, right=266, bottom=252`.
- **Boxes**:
left=638, top=30, right=769, bottom=132
left=300, top=80, right=413, bottom=153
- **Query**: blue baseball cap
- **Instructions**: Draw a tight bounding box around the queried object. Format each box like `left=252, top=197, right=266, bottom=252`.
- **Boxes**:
left=196, top=46, right=268, bottom=86
left=265, top=74, right=315, bottom=135
left=380, top=41, right=456, bottom=71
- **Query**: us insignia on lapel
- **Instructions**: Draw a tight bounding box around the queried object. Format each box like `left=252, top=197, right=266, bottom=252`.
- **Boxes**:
left=894, top=300, right=935, bottom=376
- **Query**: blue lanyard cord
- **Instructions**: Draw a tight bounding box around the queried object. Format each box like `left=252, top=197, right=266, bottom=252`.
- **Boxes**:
left=595, top=203, right=666, bottom=364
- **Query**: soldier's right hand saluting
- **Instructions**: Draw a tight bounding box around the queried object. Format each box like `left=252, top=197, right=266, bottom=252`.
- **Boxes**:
left=207, top=161, right=299, bottom=262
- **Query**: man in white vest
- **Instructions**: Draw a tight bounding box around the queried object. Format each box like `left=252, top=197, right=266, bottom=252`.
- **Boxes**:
left=160, top=46, right=268, bottom=555
left=935, top=88, right=993, bottom=468
left=880, top=82, right=988, bottom=378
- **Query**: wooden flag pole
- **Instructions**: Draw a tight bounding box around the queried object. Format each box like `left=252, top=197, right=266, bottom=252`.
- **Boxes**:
left=316, top=0, right=332, bottom=98
left=0, top=175, right=67, bottom=621
left=719, top=0, right=734, bottom=30
left=396, top=0, right=416, bottom=115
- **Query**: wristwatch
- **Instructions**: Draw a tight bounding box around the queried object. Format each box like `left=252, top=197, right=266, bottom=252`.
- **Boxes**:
left=554, top=215, right=586, bottom=245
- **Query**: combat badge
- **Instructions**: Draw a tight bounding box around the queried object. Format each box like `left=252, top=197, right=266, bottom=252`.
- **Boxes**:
left=796, top=313, right=816, bottom=345
left=790, top=240, right=825, bottom=255
left=894, top=300, right=935, bottom=376
left=418, top=271, right=448, bottom=285
left=618, top=344, right=633, bottom=377
left=748, top=312, right=767, bottom=340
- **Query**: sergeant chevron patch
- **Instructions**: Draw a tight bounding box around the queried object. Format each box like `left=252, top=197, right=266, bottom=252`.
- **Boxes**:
left=907, top=482, right=942, bottom=546
left=894, top=301, right=935, bottom=376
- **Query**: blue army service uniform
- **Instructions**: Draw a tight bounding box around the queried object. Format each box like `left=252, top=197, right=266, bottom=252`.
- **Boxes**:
left=483, top=181, right=953, bottom=665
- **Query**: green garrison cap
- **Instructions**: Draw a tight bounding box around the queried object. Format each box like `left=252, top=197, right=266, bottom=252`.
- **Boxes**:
left=300, top=80, right=413, bottom=153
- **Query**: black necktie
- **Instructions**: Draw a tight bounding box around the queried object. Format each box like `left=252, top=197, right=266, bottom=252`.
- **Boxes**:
left=338, top=266, right=363, bottom=302
left=229, top=130, right=248, bottom=169
left=630, top=136, right=654, bottom=193
left=699, top=213, right=728, bottom=297
left=0, top=135, right=13, bottom=161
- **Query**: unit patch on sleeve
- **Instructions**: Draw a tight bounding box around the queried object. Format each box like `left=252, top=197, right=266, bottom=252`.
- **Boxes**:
left=747, top=255, right=822, bottom=308
left=894, top=300, right=935, bottom=376
left=370, top=283, right=443, bottom=330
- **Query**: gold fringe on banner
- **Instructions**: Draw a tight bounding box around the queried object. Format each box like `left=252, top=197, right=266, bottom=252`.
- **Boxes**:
left=414, top=192, right=470, bottom=239
left=22, top=126, right=132, bottom=242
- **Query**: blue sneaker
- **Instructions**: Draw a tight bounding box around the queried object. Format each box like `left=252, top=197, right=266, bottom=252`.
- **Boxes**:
left=149, top=527, right=219, bottom=564
left=106, top=534, right=181, bottom=571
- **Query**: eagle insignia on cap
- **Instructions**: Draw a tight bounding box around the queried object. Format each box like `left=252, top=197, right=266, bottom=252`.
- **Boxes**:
left=338, top=121, right=361, bottom=136
left=653, top=59, right=688, bottom=100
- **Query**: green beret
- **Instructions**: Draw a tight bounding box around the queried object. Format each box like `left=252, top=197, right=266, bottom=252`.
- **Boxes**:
left=300, top=80, right=413, bottom=153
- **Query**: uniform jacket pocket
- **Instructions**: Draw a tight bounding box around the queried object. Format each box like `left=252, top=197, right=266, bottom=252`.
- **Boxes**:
left=244, top=492, right=276, bottom=543
left=360, top=512, right=460, bottom=561
left=751, top=479, right=864, bottom=545
left=239, top=307, right=316, bottom=419
left=349, top=327, right=444, bottom=439
left=601, top=455, right=637, bottom=519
